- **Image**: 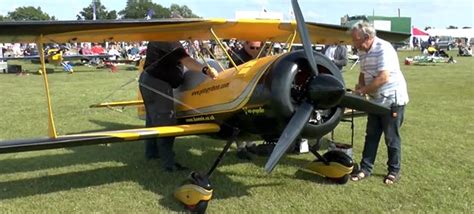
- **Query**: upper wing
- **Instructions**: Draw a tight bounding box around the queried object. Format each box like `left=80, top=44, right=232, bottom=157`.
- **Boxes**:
left=0, top=123, right=220, bottom=154
left=0, top=19, right=409, bottom=44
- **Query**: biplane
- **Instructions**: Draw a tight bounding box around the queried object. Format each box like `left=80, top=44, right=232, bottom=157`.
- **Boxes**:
left=0, top=0, right=409, bottom=212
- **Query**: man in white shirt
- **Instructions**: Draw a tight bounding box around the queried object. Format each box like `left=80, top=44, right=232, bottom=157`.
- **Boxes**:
left=324, top=44, right=336, bottom=60
left=350, top=21, right=409, bottom=185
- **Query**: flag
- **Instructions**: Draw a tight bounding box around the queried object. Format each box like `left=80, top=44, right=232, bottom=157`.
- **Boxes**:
left=92, top=0, right=96, bottom=20
left=145, top=9, right=154, bottom=20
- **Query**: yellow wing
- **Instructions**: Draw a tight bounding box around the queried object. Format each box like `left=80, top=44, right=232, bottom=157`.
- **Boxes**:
left=0, top=123, right=220, bottom=154
left=0, top=19, right=409, bottom=44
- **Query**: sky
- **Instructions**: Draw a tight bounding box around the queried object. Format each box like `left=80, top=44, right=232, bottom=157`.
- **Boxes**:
left=0, top=0, right=472, bottom=29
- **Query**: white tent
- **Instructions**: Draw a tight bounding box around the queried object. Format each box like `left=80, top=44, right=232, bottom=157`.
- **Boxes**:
left=426, top=28, right=474, bottom=39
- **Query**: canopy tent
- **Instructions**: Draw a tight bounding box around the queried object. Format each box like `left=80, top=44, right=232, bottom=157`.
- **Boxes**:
left=412, top=27, right=429, bottom=36
left=410, top=26, right=430, bottom=48
left=426, top=28, right=474, bottom=38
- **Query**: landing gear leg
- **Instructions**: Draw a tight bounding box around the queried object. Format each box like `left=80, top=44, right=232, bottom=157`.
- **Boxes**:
left=174, top=127, right=240, bottom=213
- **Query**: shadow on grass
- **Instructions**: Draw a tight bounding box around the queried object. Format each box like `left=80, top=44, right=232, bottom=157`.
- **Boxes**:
left=0, top=136, right=265, bottom=211
left=293, top=170, right=341, bottom=185
left=0, top=134, right=334, bottom=211
left=75, top=119, right=143, bottom=133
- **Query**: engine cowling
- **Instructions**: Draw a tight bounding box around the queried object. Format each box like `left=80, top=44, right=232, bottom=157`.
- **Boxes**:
left=266, top=50, right=345, bottom=140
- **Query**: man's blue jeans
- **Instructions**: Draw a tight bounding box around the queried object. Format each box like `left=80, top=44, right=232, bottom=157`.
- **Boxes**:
left=360, top=106, right=405, bottom=175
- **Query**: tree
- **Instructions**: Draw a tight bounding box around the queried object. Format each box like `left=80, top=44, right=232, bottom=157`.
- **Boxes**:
left=169, top=4, right=200, bottom=18
left=7, top=6, right=55, bottom=21
left=447, top=25, right=458, bottom=29
left=119, top=0, right=171, bottom=19
left=76, top=0, right=117, bottom=20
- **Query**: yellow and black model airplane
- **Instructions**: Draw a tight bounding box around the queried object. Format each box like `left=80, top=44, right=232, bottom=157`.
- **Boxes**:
left=0, top=0, right=409, bottom=212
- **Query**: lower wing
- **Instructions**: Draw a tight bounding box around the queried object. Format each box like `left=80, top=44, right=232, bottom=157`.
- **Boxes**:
left=0, top=123, right=220, bottom=154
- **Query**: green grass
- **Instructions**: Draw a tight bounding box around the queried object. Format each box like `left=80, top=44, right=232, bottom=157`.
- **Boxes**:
left=0, top=52, right=473, bottom=213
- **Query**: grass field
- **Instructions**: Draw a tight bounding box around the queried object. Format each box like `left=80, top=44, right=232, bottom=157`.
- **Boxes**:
left=0, top=51, right=473, bottom=213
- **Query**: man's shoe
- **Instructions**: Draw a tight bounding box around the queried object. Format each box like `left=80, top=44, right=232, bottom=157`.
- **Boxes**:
left=164, top=163, right=189, bottom=172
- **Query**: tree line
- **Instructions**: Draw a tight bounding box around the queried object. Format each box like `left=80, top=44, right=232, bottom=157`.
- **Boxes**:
left=0, top=0, right=199, bottom=21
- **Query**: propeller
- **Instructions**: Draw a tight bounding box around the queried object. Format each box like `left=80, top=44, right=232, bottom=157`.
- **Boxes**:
left=265, top=0, right=390, bottom=173
left=291, top=0, right=318, bottom=76
left=265, top=0, right=344, bottom=172
left=340, top=92, right=391, bottom=115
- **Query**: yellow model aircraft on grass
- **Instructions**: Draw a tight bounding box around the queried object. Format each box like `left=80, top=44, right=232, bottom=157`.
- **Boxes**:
left=0, top=0, right=409, bottom=212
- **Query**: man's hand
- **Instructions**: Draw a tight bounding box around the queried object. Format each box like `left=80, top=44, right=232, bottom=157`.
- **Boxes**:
left=354, top=84, right=364, bottom=95
left=206, top=67, right=219, bottom=79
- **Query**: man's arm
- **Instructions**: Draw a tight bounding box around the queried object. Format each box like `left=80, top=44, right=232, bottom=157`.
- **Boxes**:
left=356, top=70, right=389, bottom=94
left=180, top=56, right=219, bottom=79
left=355, top=72, right=365, bottom=91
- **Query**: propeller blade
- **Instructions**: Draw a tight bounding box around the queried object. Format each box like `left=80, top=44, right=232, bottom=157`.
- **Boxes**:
left=340, top=92, right=391, bottom=115
left=291, top=0, right=319, bottom=76
left=265, top=102, right=314, bottom=173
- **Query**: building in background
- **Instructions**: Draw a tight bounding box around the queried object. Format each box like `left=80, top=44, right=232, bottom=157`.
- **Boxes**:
left=341, top=14, right=411, bottom=34
left=341, top=15, right=411, bottom=49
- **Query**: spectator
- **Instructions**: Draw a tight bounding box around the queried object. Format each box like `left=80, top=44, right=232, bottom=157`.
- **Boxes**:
left=325, top=41, right=348, bottom=71
left=139, top=41, right=218, bottom=172
left=228, top=41, right=263, bottom=160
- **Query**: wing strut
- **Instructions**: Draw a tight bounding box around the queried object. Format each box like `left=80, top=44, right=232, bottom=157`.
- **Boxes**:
left=209, top=28, right=239, bottom=71
left=286, top=30, right=298, bottom=52
left=36, top=35, right=58, bottom=138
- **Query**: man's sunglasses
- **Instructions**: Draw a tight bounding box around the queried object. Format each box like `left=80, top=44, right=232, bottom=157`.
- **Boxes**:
left=249, top=46, right=261, bottom=50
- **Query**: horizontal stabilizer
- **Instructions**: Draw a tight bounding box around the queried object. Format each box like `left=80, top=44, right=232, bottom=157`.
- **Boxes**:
left=340, top=93, right=390, bottom=115
left=0, top=123, right=220, bottom=154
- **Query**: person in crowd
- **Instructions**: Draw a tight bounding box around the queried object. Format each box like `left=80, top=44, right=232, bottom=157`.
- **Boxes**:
left=324, top=41, right=348, bottom=71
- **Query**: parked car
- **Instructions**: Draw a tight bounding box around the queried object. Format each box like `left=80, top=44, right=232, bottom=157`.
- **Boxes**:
left=436, top=36, right=455, bottom=50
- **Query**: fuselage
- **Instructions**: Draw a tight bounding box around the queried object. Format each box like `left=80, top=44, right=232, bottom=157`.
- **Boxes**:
left=174, top=50, right=345, bottom=141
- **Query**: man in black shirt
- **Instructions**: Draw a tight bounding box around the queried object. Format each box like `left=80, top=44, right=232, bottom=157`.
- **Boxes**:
left=227, top=41, right=263, bottom=160
left=228, top=41, right=262, bottom=68
left=139, top=41, right=218, bottom=172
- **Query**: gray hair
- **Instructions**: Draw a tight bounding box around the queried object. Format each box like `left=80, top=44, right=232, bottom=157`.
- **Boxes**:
left=351, top=21, right=376, bottom=38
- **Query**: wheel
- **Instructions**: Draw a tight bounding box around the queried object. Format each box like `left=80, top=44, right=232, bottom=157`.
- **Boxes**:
left=323, top=150, right=354, bottom=167
left=185, top=200, right=209, bottom=214
left=329, top=174, right=350, bottom=184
